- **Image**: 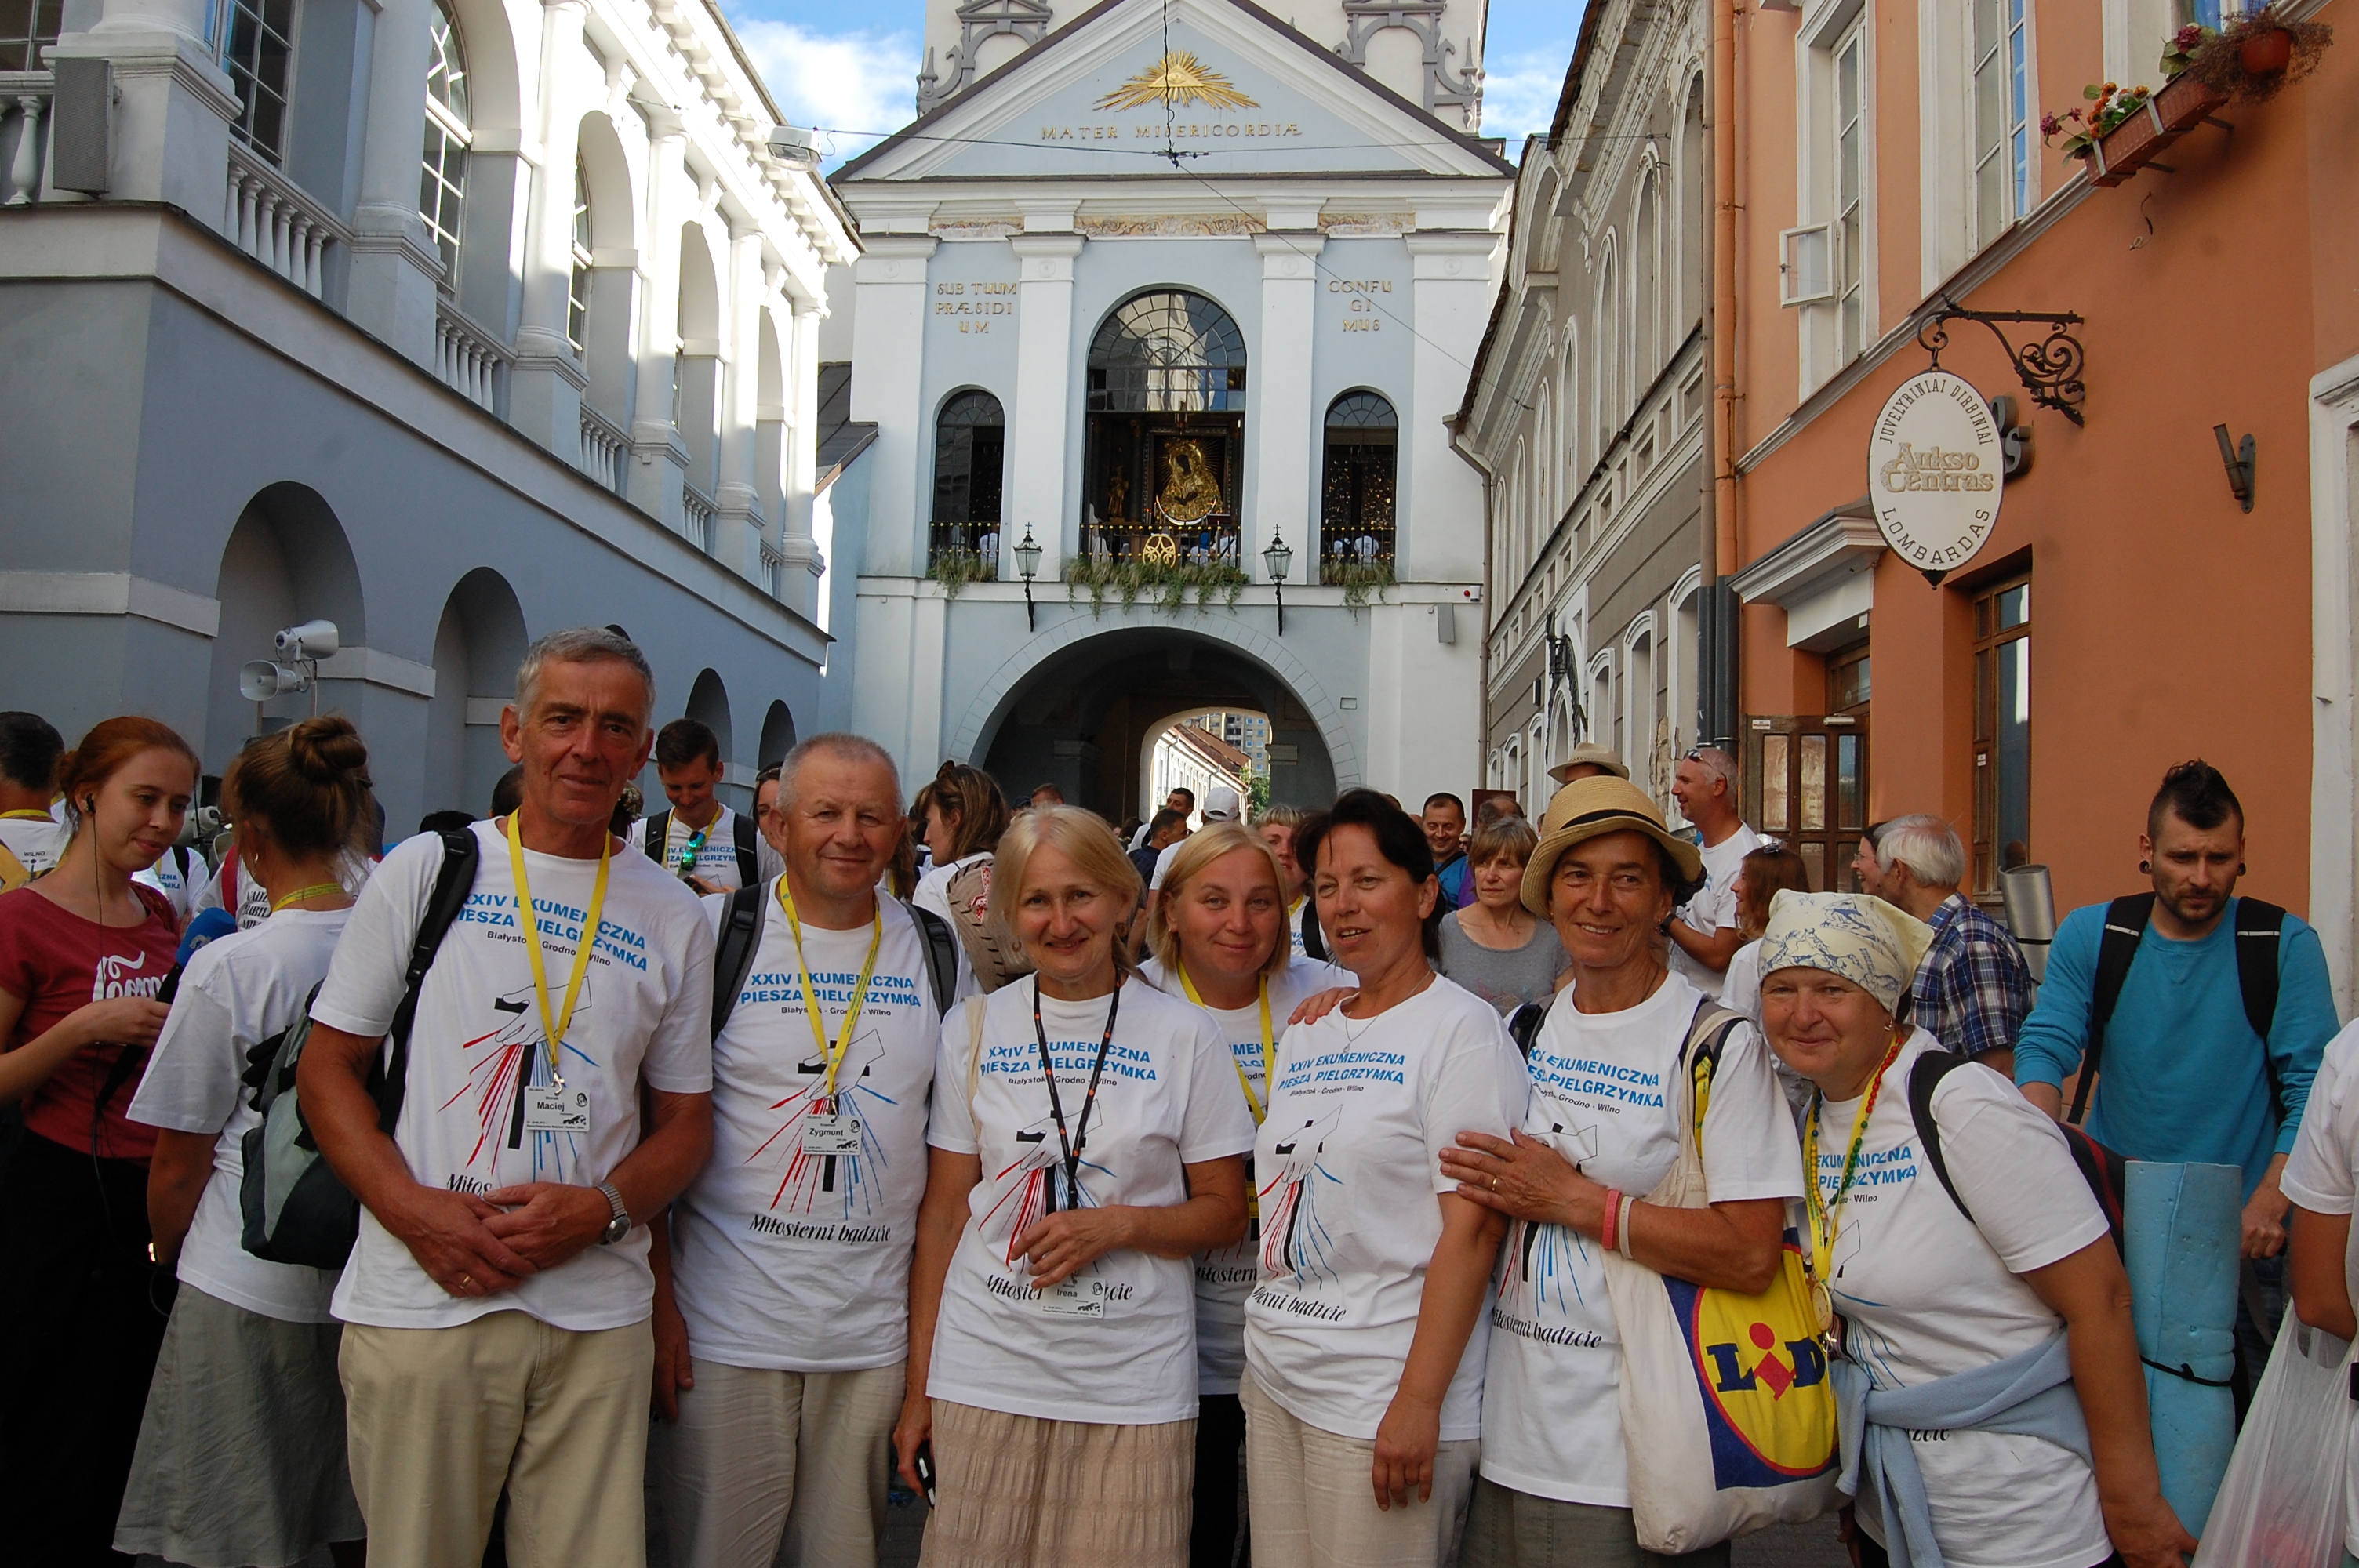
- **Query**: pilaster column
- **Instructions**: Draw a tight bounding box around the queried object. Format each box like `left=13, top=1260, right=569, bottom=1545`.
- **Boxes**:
left=847, top=233, right=938, bottom=576
left=507, top=0, right=590, bottom=457
left=1009, top=224, right=1084, bottom=579
left=335, top=0, right=442, bottom=365
left=1404, top=230, right=1502, bottom=583
left=778, top=294, right=824, bottom=617
left=626, top=114, right=689, bottom=529
left=49, top=0, right=238, bottom=227
left=1251, top=227, right=1322, bottom=582
left=714, top=228, right=767, bottom=581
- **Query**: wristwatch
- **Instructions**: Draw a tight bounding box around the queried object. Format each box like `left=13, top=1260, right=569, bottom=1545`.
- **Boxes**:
left=596, top=1181, right=632, bottom=1245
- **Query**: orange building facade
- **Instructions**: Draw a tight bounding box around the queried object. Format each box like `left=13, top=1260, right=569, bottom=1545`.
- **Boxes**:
left=1718, top=0, right=2359, bottom=1005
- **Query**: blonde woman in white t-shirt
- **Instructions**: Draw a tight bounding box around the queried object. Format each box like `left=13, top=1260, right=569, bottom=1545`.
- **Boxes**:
left=897, top=805, right=1254, bottom=1568
left=117, top=715, right=376, bottom=1568
left=1756, top=891, right=2190, bottom=1568
left=1140, top=819, right=1334, bottom=1568
left=1244, top=789, right=1528, bottom=1568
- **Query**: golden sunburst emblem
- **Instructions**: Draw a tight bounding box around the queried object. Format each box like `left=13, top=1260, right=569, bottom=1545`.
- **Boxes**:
left=1095, top=50, right=1258, bottom=111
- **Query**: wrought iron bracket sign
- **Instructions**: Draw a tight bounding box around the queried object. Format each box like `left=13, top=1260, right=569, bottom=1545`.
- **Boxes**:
left=1917, top=302, right=2087, bottom=426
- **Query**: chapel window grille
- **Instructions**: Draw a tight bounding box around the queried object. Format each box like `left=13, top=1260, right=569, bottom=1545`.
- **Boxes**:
left=932, top=389, right=1006, bottom=567
left=1321, top=390, right=1397, bottom=582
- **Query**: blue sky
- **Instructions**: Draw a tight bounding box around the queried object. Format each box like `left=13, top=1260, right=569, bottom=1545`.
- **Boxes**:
left=722, top=0, right=1583, bottom=167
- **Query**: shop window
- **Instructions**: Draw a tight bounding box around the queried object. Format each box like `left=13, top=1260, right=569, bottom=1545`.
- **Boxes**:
left=420, top=0, right=470, bottom=284
left=222, top=0, right=298, bottom=162
left=1829, top=642, right=1870, bottom=715
left=1322, top=390, right=1397, bottom=581
left=1747, top=713, right=1870, bottom=896
left=931, top=390, right=1005, bottom=567
left=1972, top=575, right=2031, bottom=893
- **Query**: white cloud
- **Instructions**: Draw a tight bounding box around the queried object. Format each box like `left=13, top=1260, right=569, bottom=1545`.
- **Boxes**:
left=729, top=18, right=920, bottom=165
left=1479, top=51, right=1569, bottom=154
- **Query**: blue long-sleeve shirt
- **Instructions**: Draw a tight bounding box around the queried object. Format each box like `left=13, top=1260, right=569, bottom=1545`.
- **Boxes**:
left=2013, top=896, right=2339, bottom=1200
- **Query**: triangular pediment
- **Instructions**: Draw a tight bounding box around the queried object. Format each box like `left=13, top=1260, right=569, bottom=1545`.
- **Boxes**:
left=836, top=0, right=1513, bottom=183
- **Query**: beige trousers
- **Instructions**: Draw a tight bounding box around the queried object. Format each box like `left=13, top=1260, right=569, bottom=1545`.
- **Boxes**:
left=652, top=1357, right=907, bottom=1568
left=1241, top=1370, right=1480, bottom=1568
left=340, top=1310, right=654, bottom=1568
left=918, top=1397, right=1196, bottom=1568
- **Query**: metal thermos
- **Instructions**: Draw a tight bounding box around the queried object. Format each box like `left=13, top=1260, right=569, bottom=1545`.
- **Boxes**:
left=2000, top=864, right=2057, bottom=985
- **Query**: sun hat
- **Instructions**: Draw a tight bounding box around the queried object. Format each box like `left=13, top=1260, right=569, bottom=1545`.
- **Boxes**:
left=1547, top=742, right=1633, bottom=786
left=1757, top=889, right=1934, bottom=1016
left=1520, top=775, right=1706, bottom=916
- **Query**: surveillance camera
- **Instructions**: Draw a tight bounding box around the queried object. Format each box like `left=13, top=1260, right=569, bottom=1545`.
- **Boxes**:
left=767, top=124, right=823, bottom=169
left=274, top=619, right=340, bottom=662
left=241, top=660, right=311, bottom=702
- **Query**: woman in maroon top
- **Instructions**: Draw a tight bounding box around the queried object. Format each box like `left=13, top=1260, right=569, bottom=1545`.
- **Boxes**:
left=0, top=715, right=197, bottom=1565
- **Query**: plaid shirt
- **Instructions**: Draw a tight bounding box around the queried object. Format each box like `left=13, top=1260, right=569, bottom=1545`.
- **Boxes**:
left=1910, top=893, right=2036, bottom=1058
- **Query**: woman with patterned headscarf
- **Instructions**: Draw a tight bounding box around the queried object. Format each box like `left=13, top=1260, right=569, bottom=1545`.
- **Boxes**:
left=1755, top=891, right=2190, bottom=1568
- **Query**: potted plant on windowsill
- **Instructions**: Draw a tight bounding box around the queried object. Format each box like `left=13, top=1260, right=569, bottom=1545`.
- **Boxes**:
left=2044, top=74, right=2227, bottom=188
left=2187, top=6, right=2333, bottom=104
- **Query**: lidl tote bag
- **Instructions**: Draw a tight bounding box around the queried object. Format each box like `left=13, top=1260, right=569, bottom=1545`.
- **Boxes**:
left=1599, top=1003, right=1840, bottom=1554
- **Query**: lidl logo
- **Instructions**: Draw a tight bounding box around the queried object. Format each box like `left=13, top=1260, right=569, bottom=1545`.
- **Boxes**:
left=1663, top=1258, right=1837, bottom=1490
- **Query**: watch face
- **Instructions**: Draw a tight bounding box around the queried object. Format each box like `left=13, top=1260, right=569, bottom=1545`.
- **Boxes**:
left=604, top=1214, right=631, bottom=1244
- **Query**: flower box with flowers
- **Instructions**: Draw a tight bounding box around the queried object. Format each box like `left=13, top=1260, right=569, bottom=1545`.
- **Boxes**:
left=2042, top=73, right=2226, bottom=189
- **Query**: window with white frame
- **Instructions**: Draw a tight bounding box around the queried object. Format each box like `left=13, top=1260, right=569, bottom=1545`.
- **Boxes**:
left=1590, top=652, right=1615, bottom=761
left=420, top=0, right=470, bottom=286
left=1972, top=0, right=2030, bottom=247
left=1627, top=622, right=1656, bottom=800
left=568, top=160, right=594, bottom=354
left=1528, top=718, right=1547, bottom=808
left=1559, top=329, right=1579, bottom=492
left=1833, top=16, right=1868, bottom=362
left=1596, top=252, right=1619, bottom=455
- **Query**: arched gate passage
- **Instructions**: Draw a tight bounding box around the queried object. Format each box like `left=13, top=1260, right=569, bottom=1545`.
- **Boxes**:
left=972, top=628, right=1339, bottom=819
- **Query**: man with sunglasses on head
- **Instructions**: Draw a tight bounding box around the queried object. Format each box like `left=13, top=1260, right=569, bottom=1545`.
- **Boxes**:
left=1663, top=746, right=1758, bottom=999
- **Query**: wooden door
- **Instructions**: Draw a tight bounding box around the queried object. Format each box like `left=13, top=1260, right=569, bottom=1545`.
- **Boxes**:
left=1743, top=714, right=1870, bottom=895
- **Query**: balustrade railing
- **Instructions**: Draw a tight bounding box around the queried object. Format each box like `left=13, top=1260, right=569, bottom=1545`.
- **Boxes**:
left=682, top=484, right=715, bottom=552
left=434, top=301, right=507, bottom=413
left=0, top=72, right=50, bottom=206
left=578, top=405, right=626, bottom=492
left=1082, top=513, right=1241, bottom=569
left=224, top=142, right=347, bottom=299
left=759, top=539, right=785, bottom=597
left=928, top=518, right=1001, bottom=573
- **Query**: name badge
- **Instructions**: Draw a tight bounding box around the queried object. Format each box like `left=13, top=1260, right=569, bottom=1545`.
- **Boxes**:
left=523, top=1083, right=591, bottom=1134
left=801, top=1113, right=862, bottom=1156
left=1034, top=1276, right=1105, bottom=1319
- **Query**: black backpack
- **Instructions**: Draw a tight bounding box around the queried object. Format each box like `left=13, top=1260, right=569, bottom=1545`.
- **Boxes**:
left=238, top=829, right=479, bottom=1268
left=2068, top=893, right=2286, bottom=1125
left=1910, top=1047, right=2128, bottom=1255
left=644, top=808, right=760, bottom=889
left=707, top=884, right=961, bottom=1039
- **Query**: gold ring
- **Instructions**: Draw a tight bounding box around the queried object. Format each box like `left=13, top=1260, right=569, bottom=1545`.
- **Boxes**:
left=460, top=1273, right=474, bottom=1290
left=1489, top=1176, right=1499, bottom=1192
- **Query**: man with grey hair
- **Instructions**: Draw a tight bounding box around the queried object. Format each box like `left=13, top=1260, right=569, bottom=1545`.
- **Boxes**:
left=652, top=733, right=969, bottom=1568
left=1665, top=746, right=1759, bottom=997
left=1871, top=812, right=2035, bottom=1069
left=300, top=626, right=717, bottom=1567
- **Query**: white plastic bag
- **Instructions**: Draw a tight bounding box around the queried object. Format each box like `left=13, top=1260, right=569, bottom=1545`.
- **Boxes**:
left=2190, top=1307, right=2357, bottom=1568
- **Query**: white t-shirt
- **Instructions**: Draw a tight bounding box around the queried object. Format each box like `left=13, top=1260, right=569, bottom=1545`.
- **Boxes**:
left=134, top=846, right=204, bottom=922
left=925, top=975, right=1255, bottom=1425
left=127, top=908, right=353, bottom=1323
left=1670, top=823, right=1761, bottom=998
left=670, top=887, right=949, bottom=1373
left=2279, top=1018, right=2359, bottom=1559
left=310, top=822, right=715, bottom=1332
left=1140, top=953, right=1331, bottom=1395
left=193, top=851, right=285, bottom=931
left=1824, top=1030, right=2114, bottom=1568
left=0, top=814, right=69, bottom=878
left=1245, top=977, right=1530, bottom=1442
left=1721, top=938, right=1764, bottom=1023
left=1480, top=974, right=1803, bottom=1506
left=630, top=806, right=769, bottom=892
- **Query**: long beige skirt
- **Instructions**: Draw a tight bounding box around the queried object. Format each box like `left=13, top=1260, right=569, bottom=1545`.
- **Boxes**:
left=918, top=1398, right=1196, bottom=1568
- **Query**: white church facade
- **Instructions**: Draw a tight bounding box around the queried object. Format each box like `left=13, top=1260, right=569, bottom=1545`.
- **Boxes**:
left=825, top=0, right=1510, bottom=812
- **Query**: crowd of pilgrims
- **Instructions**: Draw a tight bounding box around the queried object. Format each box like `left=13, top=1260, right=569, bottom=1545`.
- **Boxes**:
left=5, top=623, right=2354, bottom=1568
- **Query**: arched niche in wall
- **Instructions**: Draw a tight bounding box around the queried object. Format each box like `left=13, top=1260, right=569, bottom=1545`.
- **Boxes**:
left=758, top=700, right=795, bottom=768
left=424, top=567, right=528, bottom=819
left=205, top=482, right=366, bottom=777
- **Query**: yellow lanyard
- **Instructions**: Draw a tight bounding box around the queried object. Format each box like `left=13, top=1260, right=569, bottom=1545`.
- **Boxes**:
left=1177, top=964, right=1274, bottom=1123
left=0, top=809, right=52, bottom=820
left=505, top=818, right=611, bottom=1089
left=778, top=879, right=884, bottom=1102
left=271, top=882, right=344, bottom=911
left=1801, top=1033, right=1905, bottom=1289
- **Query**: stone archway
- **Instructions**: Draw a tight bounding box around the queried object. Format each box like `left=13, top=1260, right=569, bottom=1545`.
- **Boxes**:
left=965, top=626, right=1345, bottom=819
left=205, top=481, right=366, bottom=776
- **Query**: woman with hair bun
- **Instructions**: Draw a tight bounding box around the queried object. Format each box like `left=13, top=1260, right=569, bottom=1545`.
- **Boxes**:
left=0, top=714, right=199, bottom=1562
left=116, top=715, right=376, bottom=1568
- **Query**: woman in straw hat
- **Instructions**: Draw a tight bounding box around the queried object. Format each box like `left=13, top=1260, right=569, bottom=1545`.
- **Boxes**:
left=1437, top=775, right=1805, bottom=1567
left=1752, top=891, right=2189, bottom=1568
